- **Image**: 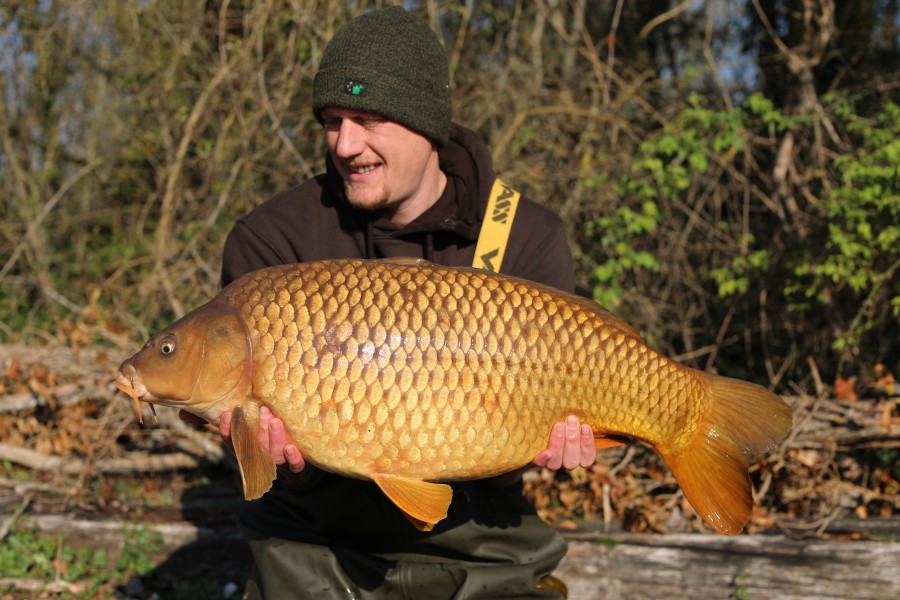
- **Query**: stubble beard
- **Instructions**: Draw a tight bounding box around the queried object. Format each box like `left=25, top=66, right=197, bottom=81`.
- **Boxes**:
left=344, top=181, right=392, bottom=214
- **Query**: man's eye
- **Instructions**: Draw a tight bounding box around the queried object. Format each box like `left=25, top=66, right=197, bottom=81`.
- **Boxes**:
left=322, top=118, right=341, bottom=131
left=357, top=116, right=383, bottom=128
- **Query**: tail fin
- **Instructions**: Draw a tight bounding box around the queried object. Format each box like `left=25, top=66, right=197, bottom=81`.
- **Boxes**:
left=665, top=375, right=792, bottom=534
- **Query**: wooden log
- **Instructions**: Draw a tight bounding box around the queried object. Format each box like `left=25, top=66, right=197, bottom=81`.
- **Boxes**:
left=0, top=442, right=207, bottom=475
left=28, top=515, right=900, bottom=600
left=555, top=531, right=900, bottom=600
left=31, top=514, right=243, bottom=550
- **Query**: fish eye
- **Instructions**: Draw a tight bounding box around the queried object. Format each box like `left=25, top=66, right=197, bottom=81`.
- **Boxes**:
left=158, top=336, right=177, bottom=356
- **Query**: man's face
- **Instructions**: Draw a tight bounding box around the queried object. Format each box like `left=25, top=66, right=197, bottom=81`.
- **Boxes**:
left=322, top=107, right=438, bottom=215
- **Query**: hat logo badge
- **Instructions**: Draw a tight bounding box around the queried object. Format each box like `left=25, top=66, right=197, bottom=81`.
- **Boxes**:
left=342, top=80, right=369, bottom=97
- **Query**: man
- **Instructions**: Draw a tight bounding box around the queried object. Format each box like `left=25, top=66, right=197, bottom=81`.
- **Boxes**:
left=207, top=7, right=597, bottom=598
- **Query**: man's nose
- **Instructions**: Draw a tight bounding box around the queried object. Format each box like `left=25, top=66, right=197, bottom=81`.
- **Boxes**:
left=333, top=119, right=365, bottom=157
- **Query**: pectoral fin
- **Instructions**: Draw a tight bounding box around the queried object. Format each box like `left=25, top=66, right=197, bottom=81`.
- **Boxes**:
left=595, top=434, right=629, bottom=449
left=371, top=473, right=452, bottom=532
left=231, top=404, right=277, bottom=500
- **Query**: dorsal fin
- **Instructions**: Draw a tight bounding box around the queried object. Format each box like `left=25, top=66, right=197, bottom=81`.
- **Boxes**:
left=373, top=257, right=436, bottom=268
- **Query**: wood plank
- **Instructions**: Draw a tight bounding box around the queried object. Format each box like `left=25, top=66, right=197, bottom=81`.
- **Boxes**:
left=556, top=531, right=900, bottom=600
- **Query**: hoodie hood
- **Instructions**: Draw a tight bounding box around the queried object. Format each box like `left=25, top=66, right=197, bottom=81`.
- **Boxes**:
left=221, top=119, right=575, bottom=293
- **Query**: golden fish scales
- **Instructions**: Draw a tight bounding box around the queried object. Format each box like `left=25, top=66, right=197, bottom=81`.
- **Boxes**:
left=220, top=259, right=704, bottom=482
left=115, top=258, right=792, bottom=534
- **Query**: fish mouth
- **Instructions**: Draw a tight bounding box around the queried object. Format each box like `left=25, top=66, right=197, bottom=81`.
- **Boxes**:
left=115, top=362, right=152, bottom=423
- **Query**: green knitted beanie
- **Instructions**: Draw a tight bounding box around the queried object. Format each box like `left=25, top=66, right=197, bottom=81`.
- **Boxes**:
left=313, top=6, right=452, bottom=147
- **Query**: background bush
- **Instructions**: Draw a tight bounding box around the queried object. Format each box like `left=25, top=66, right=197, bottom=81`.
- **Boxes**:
left=1, top=0, right=897, bottom=392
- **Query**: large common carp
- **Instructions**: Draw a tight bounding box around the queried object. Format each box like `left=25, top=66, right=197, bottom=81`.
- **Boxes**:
left=115, top=258, right=792, bottom=533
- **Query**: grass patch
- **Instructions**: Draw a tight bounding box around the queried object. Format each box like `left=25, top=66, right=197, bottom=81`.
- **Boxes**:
left=0, top=519, right=167, bottom=598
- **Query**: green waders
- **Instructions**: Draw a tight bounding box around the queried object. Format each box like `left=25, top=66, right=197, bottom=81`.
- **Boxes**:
left=238, top=475, right=567, bottom=599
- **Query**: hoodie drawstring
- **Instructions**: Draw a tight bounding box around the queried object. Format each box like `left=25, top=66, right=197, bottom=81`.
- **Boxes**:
left=365, top=220, right=375, bottom=259
left=424, top=233, right=435, bottom=262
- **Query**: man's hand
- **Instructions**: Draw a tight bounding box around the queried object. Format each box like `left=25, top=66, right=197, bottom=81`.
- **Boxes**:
left=532, top=415, right=597, bottom=470
left=179, top=407, right=306, bottom=474
left=489, top=415, right=596, bottom=487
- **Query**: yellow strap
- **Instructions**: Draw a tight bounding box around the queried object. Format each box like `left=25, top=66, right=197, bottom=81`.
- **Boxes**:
left=472, top=179, right=520, bottom=272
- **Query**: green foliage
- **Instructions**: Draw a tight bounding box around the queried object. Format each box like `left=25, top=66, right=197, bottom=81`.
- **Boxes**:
left=588, top=201, right=660, bottom=309
left=116, top=525, right=163, bottom=579
left=790, top=101, right=900, bottom=354
left=744, top=92, right=805, bottom=133
left=1, top=0, right=897, bottom=389
left=0, top=521, right=108, bottom=591
left=593, top=537, right=623, bottom=550
left=731, top=569, right=751, bottom=600
left=589, top=93, right=756, bottom=310
left=589, top=87, right=897, bottom=381
left=711, top=248, right=771, bottom=298
left=0, top=520, right=163, bottom=597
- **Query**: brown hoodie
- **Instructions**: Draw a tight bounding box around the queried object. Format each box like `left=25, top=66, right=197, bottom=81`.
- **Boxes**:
left=221, top=123, right=574, bottom=293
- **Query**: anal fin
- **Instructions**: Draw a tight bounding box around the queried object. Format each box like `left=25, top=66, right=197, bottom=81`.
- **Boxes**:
left=371, top=473, right=452, bottom=532
left=231, top=405, right=277, bottom=500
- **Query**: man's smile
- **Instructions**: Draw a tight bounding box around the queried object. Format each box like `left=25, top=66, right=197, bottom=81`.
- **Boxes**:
left=349, top=164, right=378, bottom=175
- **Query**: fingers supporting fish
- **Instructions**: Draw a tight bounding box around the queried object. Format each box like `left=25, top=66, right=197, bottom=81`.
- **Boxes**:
left=256, top=406, right=306, bottom=473
left=562, top=415, right=582, bottom=469
left=258, top=407, right=284, bottom=464
left=561, top=417, right=598, bottom=469
left=579, top=423, right=597, bottom=468
left=217, top=409, right=302, bottom=473
left=282, top=445, right=306, bottom=474
left=218, top=410, right=233, bottom=449
left=533, top=415, right=597, bottom=471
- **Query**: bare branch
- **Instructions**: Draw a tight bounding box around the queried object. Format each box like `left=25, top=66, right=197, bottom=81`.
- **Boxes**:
left=639, top=0, right=692, bottom=39
left=0, top=442, right=211, bottom=476
left=0, top=159, right=101, bottom=282
left=0, top=578, right=86, bottom=595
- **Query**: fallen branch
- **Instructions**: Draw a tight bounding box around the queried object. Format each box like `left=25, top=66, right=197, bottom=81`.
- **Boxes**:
left=0, top=443, right=206, bottom=475
left=156, top=406, right=227, bottom=463
left=0, top=478, right=71, bottom=496
left=784, top=396, right=900, bottom=450
left=0, top=577, right=86, bottom=595
left=0, top=381, right=116, bottom=414
left=0, top=492, right=32, bottom=541
left=31, top=514, right=244, bottom=548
